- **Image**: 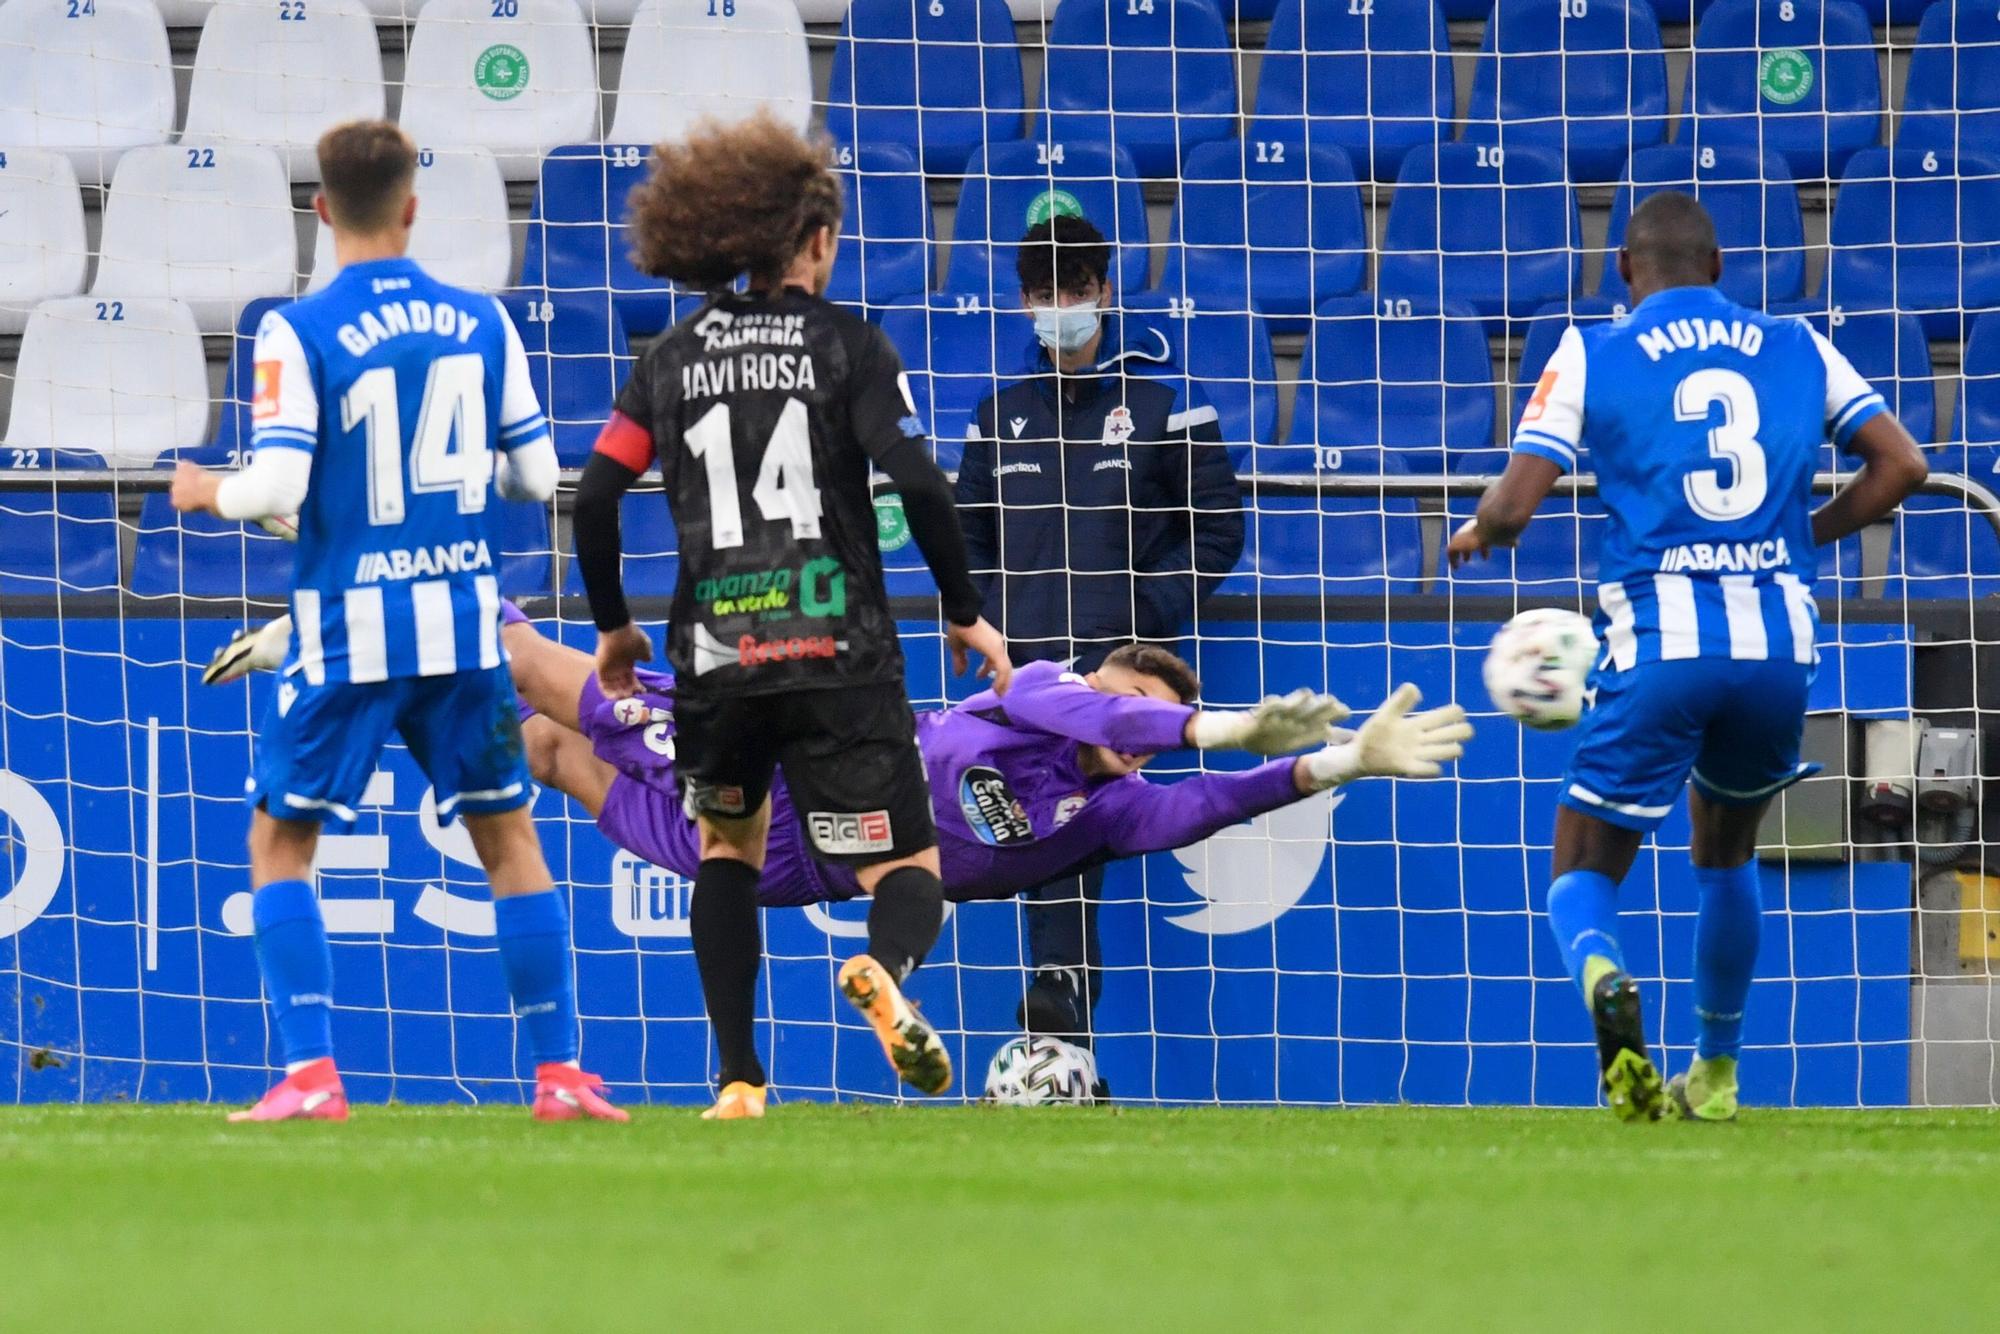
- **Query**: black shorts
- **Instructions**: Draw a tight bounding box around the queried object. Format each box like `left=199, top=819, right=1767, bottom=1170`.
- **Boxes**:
left=672, top=683, right=936, bottom=865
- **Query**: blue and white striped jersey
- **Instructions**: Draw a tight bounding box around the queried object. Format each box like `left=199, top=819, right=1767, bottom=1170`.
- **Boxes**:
left=251, top=257, right=550, bottom=685
left=1512, top=284, right=1886, bottom=670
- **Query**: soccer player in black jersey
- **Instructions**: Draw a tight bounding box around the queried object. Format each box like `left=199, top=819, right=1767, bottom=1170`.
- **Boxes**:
left=574, top=113, right=1013, bottom=1118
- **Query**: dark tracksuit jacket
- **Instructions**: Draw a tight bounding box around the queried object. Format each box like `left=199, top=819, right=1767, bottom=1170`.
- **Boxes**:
left=954, top=316, right=1245, bottom=670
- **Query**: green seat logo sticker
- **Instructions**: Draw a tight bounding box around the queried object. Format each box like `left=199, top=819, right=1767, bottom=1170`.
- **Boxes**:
left=475, top=44, right=531, bottom=102
left=1758, top=49, right=1814, bottom=106
left=875, top=494, right=911, bottom=552
left=1025, top=189, right=1083, bottom=228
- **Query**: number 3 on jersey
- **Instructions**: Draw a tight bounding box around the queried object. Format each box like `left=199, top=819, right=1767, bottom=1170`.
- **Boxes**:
left=1676, top=367, right=1768, bottom=521
left=685, top=399, right=824, bottom=548
left=342, top=354, right=492, bottom=525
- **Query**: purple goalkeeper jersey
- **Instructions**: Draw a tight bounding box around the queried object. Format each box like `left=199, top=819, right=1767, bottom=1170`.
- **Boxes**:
left=577, top=660, right=1304, bottom=904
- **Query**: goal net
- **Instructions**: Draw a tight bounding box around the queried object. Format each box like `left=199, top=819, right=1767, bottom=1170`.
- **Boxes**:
left=1, top=0, right=1993, bottom=1109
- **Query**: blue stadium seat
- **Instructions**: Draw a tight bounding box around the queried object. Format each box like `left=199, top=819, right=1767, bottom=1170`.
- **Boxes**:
left=1219, top=493, right=1428, bottom=599
left=826, top=143, right=933, bottom=317
left=1225, top=0, right=1282, bottom=18
left=563, top=491, right=676, bottom=597
left=1291, top=296, right=1497, bottom=474
left=1465, top=0, right=1670, bottom=183
left=1157, top=137, right=1367, bottom=332
left=0, top=447, right=120, bottom=594
left=1900, top=4, right=2000, bottom=160
left=825, top=0, right=1026, bottom=176
left=1685, top=0, right=1881, bottom=182
left=878, top=297, right=1036, bottom=475
left=1511, top=297, right=1625, bottom=436
left=521, top=145, right=710, bottom=338
left=1443, top=0, right=1496, bottom=15
left=1770, top=300, right=1937, bottom=445
left=1823, top=147, right=2000, bottom=340
left=131, top=447, right=294, bottom=599
left=1123, top=291, right=1280, bottom=461
left=944, top=139, right=1150, bottom=303
left=497, top=289, right=633, bottom=467
left=214, top=296, right=293, bottom=454
left=1442, top=497, right=1604, bottom=601
left=493, top=497, right=556, bottom=599
left=1884, top=444, right=2000, bottom=599
left=1250, top=0, right=1453, bottom=183
left=1377, top=143, right=1580, bottom=328
left=1040, top=0, right=1238, bottom=179
left=1600, top=145, right=1806, bottom=307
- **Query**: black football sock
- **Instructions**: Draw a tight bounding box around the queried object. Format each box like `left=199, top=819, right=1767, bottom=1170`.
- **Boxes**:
left=867, top=865, right=945, bottom=983
left=690, top=857, right=767, bottom=1088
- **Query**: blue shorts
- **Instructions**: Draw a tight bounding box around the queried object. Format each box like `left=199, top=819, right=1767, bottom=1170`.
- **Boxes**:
left=250, top=664, right=531, bottom=827
left=1560, top=657, right=1818, bottom=833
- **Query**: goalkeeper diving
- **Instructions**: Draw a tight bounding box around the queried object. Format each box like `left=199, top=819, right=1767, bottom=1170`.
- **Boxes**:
left=210, top=605, right=1470, bottom=918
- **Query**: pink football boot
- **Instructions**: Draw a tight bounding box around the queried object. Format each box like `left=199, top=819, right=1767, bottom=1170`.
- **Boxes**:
left=532, top=1063, right=630, bottom=1122
left=228, top=1057, right=349, bottom=1123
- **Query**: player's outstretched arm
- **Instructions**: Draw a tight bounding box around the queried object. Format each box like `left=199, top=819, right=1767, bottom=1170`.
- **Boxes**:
left=1811, top=413, right=1929, bottom=548
left=1187, top=688, right=1352, bottom=755
left=1447, top=453, right=1565, bottom=566
left=1295, top=684, right=1473, bottom=790
left=574, top=417, right=652, bottom=699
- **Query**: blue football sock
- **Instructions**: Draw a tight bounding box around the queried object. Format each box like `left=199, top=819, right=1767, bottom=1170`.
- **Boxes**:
left=1546, top=869, right=1625, bottom=997
left=494, top=889, right=579, bottom=1065
left=251, top=879, right=334, bottom=1066
left=1692, top=861, right=1762, bottom=1060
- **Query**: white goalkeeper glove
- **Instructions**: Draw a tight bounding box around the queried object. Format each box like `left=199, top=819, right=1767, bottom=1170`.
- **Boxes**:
left=257, top=513, right=299, bottom=542
left=202, top=615, right=293, bottom=685
left=1299, top=684, right=1473, bottom=790
left=1187, top=687, right=1351, bottom=755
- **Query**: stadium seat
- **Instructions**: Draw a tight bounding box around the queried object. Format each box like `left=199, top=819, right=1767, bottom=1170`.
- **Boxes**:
left=1509, top=296, right=1626, bottom=438
left=155, top=0, right=216, bottom=23
left=878, top=296, right=1035, bottom=474
left=1377, top=143, right=1580, bottom=328
left=563, top=492, right=677, bottom=597
left=1600, top=145, right=1806, bottom=308
left=91, top=145, right=297, bottom=333
left=1123, top=291, right=1280, bottom=461
left=1291, top=296, right=1498, bottom=475
left=1442, top=0, right=1495, bottom=14
left=1220, top=491, right=1429, bottom=600
left=520, top=145, right=712, bottom=338
left=825, top=143, right=933, bottom=317
left=1823, top=147, right=2000, bottom=340
left=1685, top=0, right=1881, bottom=182
left=0, top=148, right=87, bottom=335
left=181, top=0, right=386, bottom=182
left=0, top=447, right=119, bottom=595
left=497, top=288, right=633, bottom=467
left=944, top=139, right=1150, bottom=305
left=309, top=149, right=513, bottom=293
left=1464, top=0, right=1670, bottom=184
left=611, top=0, right=813, bottom=146
left=1770, top=300, right=1936, bottom=445
left=825, top=0, right=1026, bottom=176
left=399, top=0, right=599, bottom=180
left=213, top=296, right=294, bottom=455
left=493, top=496, right=556, bottom=599
left=1039, top=0, right=1238, bottom=179
left=1900, top=4, right=2000, bottom=160
left=3, top=297, right=209, bottom=467
left=1156, top=137, right=1368, bottom=333
left=1250, top=0, right=1453, bottom=183
left=1442, top=497, right=1604, bottom=601
left=1884, top=444, right=2000, bottom=599
left=130, top=447, right=295, bottom=599
left=0, top=0, right=174, bottom=187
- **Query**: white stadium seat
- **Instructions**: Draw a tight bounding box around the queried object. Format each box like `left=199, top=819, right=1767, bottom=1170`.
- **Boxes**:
left=791, top=0, right=850, bottom=19
left=4, top=297, right=210, bottom=466
left=0, top=0, right=175, bottom=188
left=0, top=148, right=88, bottom=336
left=308, top=147, right=512, bottom=293
left=612, top=0, right=812, bottom=145
left=155, top=0, right=217, bottom=23
left=183, top=0, right=387, bottom=182
left=399, top=0, right=599, bottom=181
left=91, top=145, right=298, bottom=333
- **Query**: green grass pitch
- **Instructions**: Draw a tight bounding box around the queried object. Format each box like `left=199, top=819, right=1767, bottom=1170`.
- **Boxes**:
left=1, top=1103, right=1993, bottom=1332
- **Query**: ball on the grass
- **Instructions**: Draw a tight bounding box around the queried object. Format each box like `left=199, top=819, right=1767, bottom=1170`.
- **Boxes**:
left=1483, top=607, right=1599, bottom=731
left=983, top=1035, right=1100, bottom=1106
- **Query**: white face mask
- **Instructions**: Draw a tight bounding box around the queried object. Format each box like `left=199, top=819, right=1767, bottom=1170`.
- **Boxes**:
left=1033, top=300, right=1101, bottom=356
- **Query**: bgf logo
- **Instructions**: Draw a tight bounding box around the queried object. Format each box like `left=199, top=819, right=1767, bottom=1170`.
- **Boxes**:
left=807, top=810, right=893, bottom=856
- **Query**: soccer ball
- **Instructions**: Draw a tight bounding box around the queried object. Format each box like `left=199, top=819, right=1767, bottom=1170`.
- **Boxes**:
left=983, top=1035, right=1100, bottom=1106
left=1483, top=608, right=1599, bottom=731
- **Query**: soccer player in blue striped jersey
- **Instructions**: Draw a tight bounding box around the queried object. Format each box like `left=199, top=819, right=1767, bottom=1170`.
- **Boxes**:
left=171, top=121, right=626, bottom=1124
left=1449, top=194, right=1928, bottom=1122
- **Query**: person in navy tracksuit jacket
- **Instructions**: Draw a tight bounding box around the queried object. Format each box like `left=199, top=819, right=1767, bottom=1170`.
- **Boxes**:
left=954, top=216, right=1244, bottom=1053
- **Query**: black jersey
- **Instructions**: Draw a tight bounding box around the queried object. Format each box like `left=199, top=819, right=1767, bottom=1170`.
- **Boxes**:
left=613, top=289, right=915, bottom=698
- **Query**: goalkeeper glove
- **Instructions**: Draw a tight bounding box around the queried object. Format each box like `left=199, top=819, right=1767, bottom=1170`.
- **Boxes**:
left=1299, top=684, right=1473, bottom=790
left=257, top=513, right=300, bottom=542
left=1187, top=687, right=1350, bottom=755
